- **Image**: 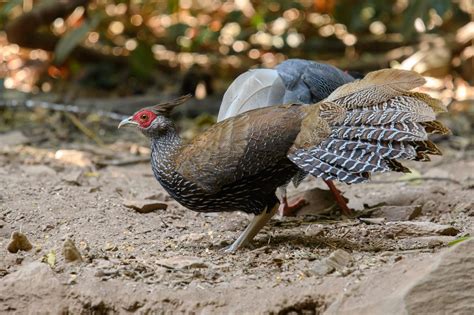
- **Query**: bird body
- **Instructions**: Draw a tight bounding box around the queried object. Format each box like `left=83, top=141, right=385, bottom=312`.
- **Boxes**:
left=150, top=104, right=305, bottom=214
left=119, top=68, right=449, bottom=251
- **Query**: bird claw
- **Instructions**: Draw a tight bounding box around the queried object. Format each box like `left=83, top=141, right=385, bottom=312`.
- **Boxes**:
left=221, top=236, right=246, bottom=253
left=222, top=244, right=238, bottom=254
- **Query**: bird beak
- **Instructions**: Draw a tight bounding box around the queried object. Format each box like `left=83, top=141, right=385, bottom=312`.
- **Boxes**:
left=118, top=116, right=138, bottom=129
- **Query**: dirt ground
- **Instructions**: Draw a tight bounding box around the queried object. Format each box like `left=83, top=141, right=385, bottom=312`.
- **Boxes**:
left=0, top=129, right=473, bottom=314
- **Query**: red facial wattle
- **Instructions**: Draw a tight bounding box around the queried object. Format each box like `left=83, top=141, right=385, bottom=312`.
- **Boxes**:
left=133, top=110, right=157, bottom=128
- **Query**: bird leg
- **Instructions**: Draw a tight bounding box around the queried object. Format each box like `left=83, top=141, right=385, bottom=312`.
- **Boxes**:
left=276, top=186, right=307, bottom=217
left=323, top=179, right=352, bottom=216
left=225, top=205, right=278, bottom=253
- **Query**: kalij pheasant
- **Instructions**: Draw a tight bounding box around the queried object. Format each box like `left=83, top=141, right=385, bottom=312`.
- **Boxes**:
left=119, top=69, right=449, bottom=252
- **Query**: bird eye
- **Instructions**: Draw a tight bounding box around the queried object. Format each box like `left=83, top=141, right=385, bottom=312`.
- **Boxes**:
left=140, top=114, right=148, bottom=120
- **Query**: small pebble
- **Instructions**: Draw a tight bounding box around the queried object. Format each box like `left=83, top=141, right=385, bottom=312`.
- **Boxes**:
left=326, top=249, right=353, bottom=271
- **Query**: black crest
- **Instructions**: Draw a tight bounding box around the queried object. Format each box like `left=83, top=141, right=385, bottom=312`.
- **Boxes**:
left=150, top=94, right=192, bottom=115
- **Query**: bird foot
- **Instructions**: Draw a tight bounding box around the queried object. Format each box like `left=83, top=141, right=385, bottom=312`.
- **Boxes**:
left=223, top=243, right=239, bottom=254
left=223, top=205, right=278, bottom=253
left=278, top=197, right=308, bottom=217
left=323, top=180, right=352, bottom=216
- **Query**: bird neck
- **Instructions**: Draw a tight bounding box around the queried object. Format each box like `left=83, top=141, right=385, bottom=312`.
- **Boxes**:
left=150, top=128, right=183, bottom=166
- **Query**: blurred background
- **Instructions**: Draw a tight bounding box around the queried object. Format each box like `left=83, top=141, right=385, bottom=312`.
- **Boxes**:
left=0, top=0, right=473, bottom=146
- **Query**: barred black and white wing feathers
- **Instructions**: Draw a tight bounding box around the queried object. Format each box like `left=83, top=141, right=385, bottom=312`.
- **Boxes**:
left=288, top=69, right=449, bottom=184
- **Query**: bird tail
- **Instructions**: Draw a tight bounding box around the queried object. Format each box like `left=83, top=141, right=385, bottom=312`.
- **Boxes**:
left=288, top=69, right=450, bottom=184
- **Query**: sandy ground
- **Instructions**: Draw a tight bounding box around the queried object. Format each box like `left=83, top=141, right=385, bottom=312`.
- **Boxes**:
left=0, top=132, right=473, bottom=314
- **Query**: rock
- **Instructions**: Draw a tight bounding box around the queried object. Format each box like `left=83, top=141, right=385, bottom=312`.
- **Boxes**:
left=309, top=249, right=353, bottom=276
left=397, top=236, right=455, bottom=250
left=359, top=217, right=386, bottom=225
left=7, top=232, right=33, bottom=253
left=371, top=205, right=422, bottom=221
left=22, top=165, right=56, bottom=177
left=62, top=170, right=84, bottom=186
left=123, top=199, right=168, bottom=213
left=406, top=240, right=474, bottom=313
left=384, top=221, right=460, bottom=237
left=155, top=256, right=208, bottom=270
left=422, top=200, right=438, bottom=213
left=309, top=260, right=335, bottom=276
left=0, top=131, right=29, bottom=147
left=0, top=262, right=64, bottom=313
left=62, top=239, right=83, bottom=262
left=325, top=238, right=474, bottom=314
left=326, top=249, right=353, bottom=271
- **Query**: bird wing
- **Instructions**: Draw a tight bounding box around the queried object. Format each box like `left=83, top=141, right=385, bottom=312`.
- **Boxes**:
left=176, top=104, right=307, bottom=193
left=288, top=69, right=449, bottom=184
left=217, top=69, right=285, bottom=121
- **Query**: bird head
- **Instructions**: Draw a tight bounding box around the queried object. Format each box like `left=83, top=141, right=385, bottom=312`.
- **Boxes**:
left=118, top=94, right=191, bottom=137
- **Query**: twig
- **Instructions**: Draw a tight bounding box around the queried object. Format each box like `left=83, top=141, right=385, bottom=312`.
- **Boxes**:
left=248, top=245, right=269, bottom=253
left=63, top=112, right=105, bottom=146
left=369, top=177, right=462, bottom=185
left=95, top=156, right=150, bottom=167
left=160, top=217, right=169, bottom=228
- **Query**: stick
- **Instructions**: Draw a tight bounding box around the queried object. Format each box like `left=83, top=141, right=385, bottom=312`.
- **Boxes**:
left=63, top=112, right=105, bottom=147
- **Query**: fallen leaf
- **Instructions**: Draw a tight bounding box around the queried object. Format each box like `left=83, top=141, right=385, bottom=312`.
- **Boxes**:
left=123, top=199, right=168, bottom=213
left=62, top=239, right=83, bottom=262
left=44, top=250, right=56, bottom=267
left=55, top=150, right=92, bottom=167
left=104, top=242, right=118, bottom=251
left=293, top=188, right=340, bottom=216
left=398, top=168, right=422, bottom=185
left=7, top=231, right=33, bottom=253
left=84, top=172, right=100, bottom=177
left=448, top=236, right=472, bottom=246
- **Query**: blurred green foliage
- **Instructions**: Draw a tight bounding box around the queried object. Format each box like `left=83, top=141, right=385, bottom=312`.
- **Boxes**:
left=0, top=0, right=471, bottom=95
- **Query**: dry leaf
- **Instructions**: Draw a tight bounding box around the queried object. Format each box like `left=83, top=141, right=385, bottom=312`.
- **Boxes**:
left=62, top=239, right=83, bottom=262
left=44, top=250, right=56, bottom=267
left=123, top=199, right=168, bottom=213
left=7, top=232, right=33, bottom=253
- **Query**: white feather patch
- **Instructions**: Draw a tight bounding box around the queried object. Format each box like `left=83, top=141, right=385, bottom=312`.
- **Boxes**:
left=217, top=69, right=285, bottom=121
